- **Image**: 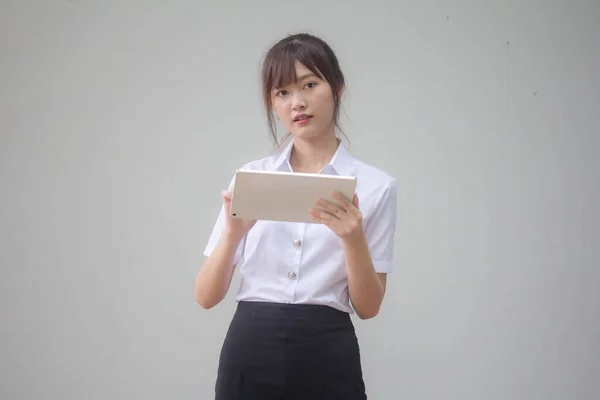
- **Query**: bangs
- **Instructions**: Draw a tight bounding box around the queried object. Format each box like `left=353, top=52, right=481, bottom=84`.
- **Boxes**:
left=262, top=40, right=326, bottom=91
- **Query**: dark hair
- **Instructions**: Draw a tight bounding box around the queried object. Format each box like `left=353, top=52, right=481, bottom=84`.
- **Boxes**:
left=261, top=33, right=346, bottom=148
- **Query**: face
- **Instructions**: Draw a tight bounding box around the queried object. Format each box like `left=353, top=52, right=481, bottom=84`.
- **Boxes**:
left=271, top=61, right=340, bottom=141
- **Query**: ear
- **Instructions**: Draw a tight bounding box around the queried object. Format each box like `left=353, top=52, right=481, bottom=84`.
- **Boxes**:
left=337, top=84, right=344, bottom=99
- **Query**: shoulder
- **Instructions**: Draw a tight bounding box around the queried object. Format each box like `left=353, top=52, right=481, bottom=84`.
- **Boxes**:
left=352, top=158, right=397, bottom=200
left=350, top=158, right=397, bottom=236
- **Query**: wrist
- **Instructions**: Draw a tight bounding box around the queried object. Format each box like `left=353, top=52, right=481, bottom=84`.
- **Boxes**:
left=221, top=230, right=245, bottom=246
left=341, top=228, right=366, bottom=247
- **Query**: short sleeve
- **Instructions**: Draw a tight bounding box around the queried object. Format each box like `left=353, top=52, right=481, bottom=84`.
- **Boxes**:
left=365, top=178, right=398, bottom=273
left=202, top=174, right=245, bottom=265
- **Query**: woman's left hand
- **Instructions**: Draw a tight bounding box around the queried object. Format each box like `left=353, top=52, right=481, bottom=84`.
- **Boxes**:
left=310, top=191, right=364, bottom=241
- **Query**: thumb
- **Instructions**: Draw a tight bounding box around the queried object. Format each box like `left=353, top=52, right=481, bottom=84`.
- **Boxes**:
left=222, top=190, right=232, bottom=201
left=353, top=193, right=359, bottom=208
left=222, top=190, right=233, bottom=209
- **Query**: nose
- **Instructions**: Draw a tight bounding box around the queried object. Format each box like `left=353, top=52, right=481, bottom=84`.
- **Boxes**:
left=291, top=91, right=307, bottom=111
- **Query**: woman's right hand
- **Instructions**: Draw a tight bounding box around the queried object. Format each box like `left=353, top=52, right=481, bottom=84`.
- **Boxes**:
left=221, top=190, right=256, bottom=242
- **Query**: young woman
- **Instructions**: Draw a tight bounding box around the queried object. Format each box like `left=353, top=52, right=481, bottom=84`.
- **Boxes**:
left=195, top=33, right=397, bottom=400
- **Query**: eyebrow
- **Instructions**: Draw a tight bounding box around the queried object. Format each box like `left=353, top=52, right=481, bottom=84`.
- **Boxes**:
left=296, top=72, right=317, bottom=81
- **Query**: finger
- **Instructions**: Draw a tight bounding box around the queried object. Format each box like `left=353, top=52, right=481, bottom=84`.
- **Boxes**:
left=334, top=191, right=362, bottom=220
left=331, top=191, right=350, bottom=209
left=310, top=208, right=338, bottom=223
left=333, top=191, right=359, bottom=214
left=315, top=199, right=343, bottom=218
left=310, top=213, right=325, bottom=224
left=309, top=209, right=323, bottom=224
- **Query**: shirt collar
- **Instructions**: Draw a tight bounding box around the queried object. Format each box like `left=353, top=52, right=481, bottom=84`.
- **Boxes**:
left=271, top=139, right=355, bottom=176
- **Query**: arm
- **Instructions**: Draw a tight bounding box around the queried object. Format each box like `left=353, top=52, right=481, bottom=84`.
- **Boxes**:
left=195, top=189, right=255, bottom=309
left=194, top=232, right=243, bottom=309
left=343, top=232, right=388, bottom=319
left=311, top=179, right=397, bottom=319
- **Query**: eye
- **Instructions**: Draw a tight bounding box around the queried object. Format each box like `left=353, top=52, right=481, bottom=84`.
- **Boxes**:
left=305, top=82, right=317, bottom=89
left=275, top=89, right=288, bottom=97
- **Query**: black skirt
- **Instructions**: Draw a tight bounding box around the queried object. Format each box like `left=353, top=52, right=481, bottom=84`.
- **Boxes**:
left=215, top=301, right=367, bottom=400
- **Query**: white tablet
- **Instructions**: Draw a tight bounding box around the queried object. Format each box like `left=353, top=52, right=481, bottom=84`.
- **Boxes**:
left=230, top=169, right=357, bottom=223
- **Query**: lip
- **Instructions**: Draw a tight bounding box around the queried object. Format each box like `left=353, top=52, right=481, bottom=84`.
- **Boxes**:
left=293, top=114, right=312, bottom=124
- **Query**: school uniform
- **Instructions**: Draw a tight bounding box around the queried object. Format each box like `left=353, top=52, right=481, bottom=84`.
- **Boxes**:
left=204, top=140, right=397, bottom=399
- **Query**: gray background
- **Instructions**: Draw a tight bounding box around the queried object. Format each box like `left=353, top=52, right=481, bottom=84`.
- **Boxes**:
left=1, top=0, right=599, bottom=399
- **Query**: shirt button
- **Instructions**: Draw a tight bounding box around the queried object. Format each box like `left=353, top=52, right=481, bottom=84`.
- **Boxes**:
left=293, top=239, right=302, bottom=247
left=288, top=271, right=297, bottom=280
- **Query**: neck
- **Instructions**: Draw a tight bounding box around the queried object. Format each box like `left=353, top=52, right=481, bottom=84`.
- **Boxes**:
left=289, top=133, right=340, bottom=174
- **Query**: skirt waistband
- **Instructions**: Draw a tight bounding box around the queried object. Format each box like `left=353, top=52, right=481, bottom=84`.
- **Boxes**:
left=235, top=300, right=352, bottom=327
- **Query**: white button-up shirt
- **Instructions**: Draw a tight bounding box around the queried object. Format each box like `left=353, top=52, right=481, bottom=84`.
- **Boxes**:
left=204, top=141, right=397, bottom=314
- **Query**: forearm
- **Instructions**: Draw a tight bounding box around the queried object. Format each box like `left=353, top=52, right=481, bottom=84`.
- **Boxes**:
left=343, top=232, right=385, bottom=319
left=194, top=233, right=242, bottom=309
